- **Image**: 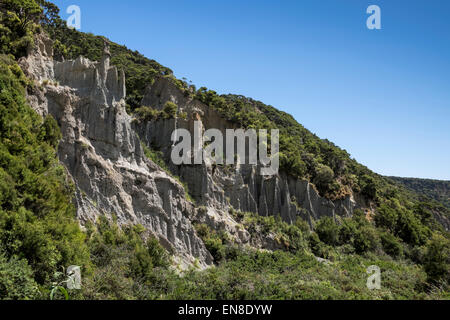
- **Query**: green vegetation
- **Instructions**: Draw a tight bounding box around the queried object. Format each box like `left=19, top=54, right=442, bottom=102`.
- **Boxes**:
left=0, top=54, right=90, bottom=298
left=134, top=102, right=178, bottom=123
left=180, top=216, right=448, bottom=300
left=0, top=0, right=42, bottom=58
left=389, top=176, right=450, bottom=210
left=162, top=101, right=178, bottom=119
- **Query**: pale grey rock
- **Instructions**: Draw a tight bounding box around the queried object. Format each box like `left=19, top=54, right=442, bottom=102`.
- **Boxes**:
left=20, top=36, right=213, bottom=269
left=136, top=77, right=359, bottom=229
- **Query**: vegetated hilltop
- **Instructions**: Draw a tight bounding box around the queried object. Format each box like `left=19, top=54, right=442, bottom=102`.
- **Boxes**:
left=0, top=0, right=449, bottom=300
left=389, top=177, right=450, bottom=209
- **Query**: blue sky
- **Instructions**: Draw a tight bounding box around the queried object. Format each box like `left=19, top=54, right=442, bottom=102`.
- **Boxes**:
left=53, top=0, right=450, bottom=180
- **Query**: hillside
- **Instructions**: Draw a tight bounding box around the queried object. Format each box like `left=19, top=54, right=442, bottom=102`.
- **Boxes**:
left=389, top=177, right=450, bottom=210
left=0, top=0, right=449, bottom=300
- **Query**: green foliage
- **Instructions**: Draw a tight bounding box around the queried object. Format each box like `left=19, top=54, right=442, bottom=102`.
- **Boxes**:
left=38, top=114, right=61, bottom=148
left=380, top=232, right=403, bottom=258
left=375, top=204, right=398, bottom=231
left=162, top=101, right=178, bottom=119
left=135, top=102, right=178, bottom=122
left=390, top=177, right=450, bottom=210
left=0, top=58, right=90, bottom=287
left=169, top=247, right=441, bottom=300
left=360, top=175, right=377, bottom=200
left=0, top=252, right=40, bottom=300
left=134, top=106, right=161, bottom=123
left=315, top=217, right=339, bottom=246
left=375, top=201, right=430, bottom=246
left=353, top=225, right=380, bottom=254
left=230, top=211, right=308, bottom=253
left=195, top=224, right=227, bottom=263
left=81, top=217, right=172, bottom=300
left=313, top=164, right=335, bottom=195
left=423, top=233, right=450, bottom=285
left=0, top=0, right=42, bottom=58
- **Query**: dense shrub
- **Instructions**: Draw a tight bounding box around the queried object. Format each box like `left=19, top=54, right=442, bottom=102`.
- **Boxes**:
left=315, top=217, right=339, bottom=246
left=380, top=232, right=403, bottom=258
left=375, top=204, right=398, bottom=231
left=134, top=106, right=161, bottom=122
left=81, top=217, right=172, bottom=300
left=0, top=0, right=42, bottom=58
left=194, top=224, right=226, bottom=263
left=313, top=164, right=335, bottom=195
left=338, top=217, right=358, bottom=245
left=0, top=253, right=40, bottom=300
left=0, top=58, right=90, bottom=286
left=423, top=234, right=450, bottom=285
left=353, top=225, right=380, bottom=254
left=162, top=101, right=178, bottom=119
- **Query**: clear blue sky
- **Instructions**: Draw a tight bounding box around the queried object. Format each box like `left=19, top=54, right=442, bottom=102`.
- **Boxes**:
left=53, top=0, right=450, bottom=180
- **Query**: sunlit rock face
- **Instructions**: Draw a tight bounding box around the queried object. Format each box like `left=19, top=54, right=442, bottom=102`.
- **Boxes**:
left=136, top=76, right=358, bottom=227
left=20, top=35, right=213, bottom=269
left=19, top=34, right=361, bottom=269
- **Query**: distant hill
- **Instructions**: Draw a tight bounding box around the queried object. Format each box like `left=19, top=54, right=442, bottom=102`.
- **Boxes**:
left=389, top=177, right=450, bottom=209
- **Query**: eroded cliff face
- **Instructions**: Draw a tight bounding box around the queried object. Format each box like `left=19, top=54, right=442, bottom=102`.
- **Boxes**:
left=18, top=34, right=363, bottom=268
left=136, top=77, right=361, bottom=229
left=19, top=36, right=213, bottom=268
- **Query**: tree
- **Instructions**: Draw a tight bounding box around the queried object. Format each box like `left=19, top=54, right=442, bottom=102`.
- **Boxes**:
left=353, top=225, right=380, bottom=254
left=380, top=232, right=403, bottom=258
left=374, top=203, right=398, bottom=231
left=360, top=174, right=377, bottom=200
left=162, top=101, right=178, bottom=119
left=0, top=253, right=40, bottom=300
left=315, top=217, right=339, bottom=246
left=423, top=234, right=450, bottom=284
left=0, top=0, right=42, bottom=57
left=36, top=0, right=61, bottom=27
left=313, top=164, right=334, bottom=194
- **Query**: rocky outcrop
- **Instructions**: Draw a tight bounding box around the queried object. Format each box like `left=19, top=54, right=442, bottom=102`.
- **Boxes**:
left=20, top=36, right=213, bottom=268
left=18, top=34, right=358, bottom=269
left=136, top=77, right=359, bottom=227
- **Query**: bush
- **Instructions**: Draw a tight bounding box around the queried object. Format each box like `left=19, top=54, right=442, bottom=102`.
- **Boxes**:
left=0, top=0, right=42, bottom=58
left=0, top=59, right=90, bottom=285
left=194, top=224, right=226, bottom=263
left=134, top=106, right=161, bottom=122
left=0, top=253, right=40, bottom=300
left=360, top=175, right=377, bottom=200
left=82, top=217, right=172, bottom=300
left=162, top=101, right=178, bottom=119
left=423, top=234, right=450, bottom=285
left=380, top=232, right=403, bottom=258
left=294, top=218, right=310, bottom=235
left=374, top=204, right=398, bottom=231
left=338, top=218, right=358, bottom=245
left=315, top=217, right=339, bottom=246
left=395, top=211, right=429, bottom=246
left=353, top=226, right=380, bottom=254
left=313, top=164, right=334, bottom=194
